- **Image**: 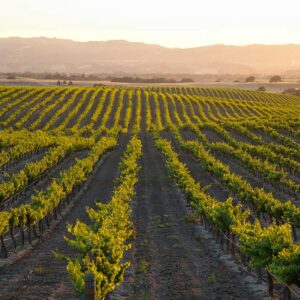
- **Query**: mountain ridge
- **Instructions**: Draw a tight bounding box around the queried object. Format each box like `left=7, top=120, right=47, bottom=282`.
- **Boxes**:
left=1, top=37, right=300, bottom=74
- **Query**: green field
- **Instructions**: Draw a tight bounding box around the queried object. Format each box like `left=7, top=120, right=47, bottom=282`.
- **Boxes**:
left=0, top=85, right=299, bottom=299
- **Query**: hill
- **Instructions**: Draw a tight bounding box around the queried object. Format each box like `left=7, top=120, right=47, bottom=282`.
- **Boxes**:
left=1, top=37, right=300, bottom=74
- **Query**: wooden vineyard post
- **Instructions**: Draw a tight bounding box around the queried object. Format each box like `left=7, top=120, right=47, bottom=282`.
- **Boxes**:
left=85, top=273, right=96, bottom=300
left=267, top=272, right=273, bottom=298
left=9, top=222, right=17, bottom=250
left=0, top=235, right=8, bottom=258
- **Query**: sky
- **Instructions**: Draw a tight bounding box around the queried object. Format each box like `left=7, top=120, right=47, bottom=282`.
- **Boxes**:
left=1, top=0, right=300, bottom=48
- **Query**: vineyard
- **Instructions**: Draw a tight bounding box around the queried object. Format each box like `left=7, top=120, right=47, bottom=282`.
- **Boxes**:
left=0, top=85, right=299, bottom=299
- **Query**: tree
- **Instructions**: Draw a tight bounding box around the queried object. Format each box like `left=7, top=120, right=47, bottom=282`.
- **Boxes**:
left=57, top=80, right=61, bottom=86
left=68, top=80, right=73, bottom=85
left=245, top=76, right=255, bottom=83
left=270, top=75, right=282, bottom=83
left=257, top=86, right=266, bottom=92
left=282, top=88, right=300, bottom=96
left=180, top=78, right=194, bottom=83
left=6, top=74, right=16, bottom=80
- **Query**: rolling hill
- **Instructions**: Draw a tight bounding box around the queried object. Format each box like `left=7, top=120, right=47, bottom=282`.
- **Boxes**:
left=1, top=37, right=300, bottom=74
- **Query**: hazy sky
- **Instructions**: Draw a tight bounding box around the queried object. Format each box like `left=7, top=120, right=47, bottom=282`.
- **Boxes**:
left=1, top=0, right=300, bottom=47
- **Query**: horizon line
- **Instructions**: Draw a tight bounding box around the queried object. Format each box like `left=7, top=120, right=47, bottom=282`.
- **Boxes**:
left=1, top=36, right=300, bottom=50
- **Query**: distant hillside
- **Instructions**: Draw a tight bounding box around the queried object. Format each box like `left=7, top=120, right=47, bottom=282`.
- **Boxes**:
left=1, top=37, right=300, bottom=74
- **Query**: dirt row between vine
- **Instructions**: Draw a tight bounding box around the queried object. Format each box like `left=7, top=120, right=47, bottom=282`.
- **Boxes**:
left=22, top=90, right=66, bottom=129
left=79, top=89, right=103, bottom=128
left=106, top=90, right=121, bottom=129
left=93, top=90, right=111, bottom=130
left=1, top=149, right=90, bottom=258
left=50, top=90, right=85, bottom=130
left=0, top=149, right=48, bottom=182
left=66, top=89, right=95, bottom=128
left=0, top=90, right=32, bottom=111
left=114, top=132, right=255, bottom=300
left=182, top=128, right=299, bottom=204
left=0, top=134, right=129, bottom=299
left=6, top=90, right=57, bottom=127
left=0, top=90, right=44, bottom=123
left=35, top=90, right=76, bottom=130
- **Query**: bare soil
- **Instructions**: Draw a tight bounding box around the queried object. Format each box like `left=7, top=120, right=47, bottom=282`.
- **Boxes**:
left=119, top=92, right=130, bottom=130
left=35, top=90, right=75, bottom=130
left=0, top=135, right=128, bottom=300
left=66, top=89, right=94, bottom=128
left=0, top=90, right=43, bottom=122
left=106, top=90, right=121, bottom=129
left=0, top=150, right=48, bottom=182
left=211, top=148, right=297, bottom=204
left=224, top=128, right=257, bottom=145
left=166, top=96, right=178, bottom=125
left=201, top=129, right=225, bottom=143
left=93, top=90, right=111, bottom=130
left=23, top=91, right=65, bottom=128
left=128, top=93, right=138, bottom=131
left=157, top=94, right=167, bottom=127
left=200, top=102, right=215, bottom=122
left=6, top=90, right=55, bottom=127
left=50, top=90, right=85, bottom=130
left=117, top=133, right=254, bottom=300
left=0, top=90, right=30, bottom=111
left=162, top=131, right=230, bottom=202
left=214, top=102, right=227, bottom=118
left=79, top=89, right=103, bottom=128
left=1, top=150, right=90, bottom=255
left=148, top=92, right=157, bottom=126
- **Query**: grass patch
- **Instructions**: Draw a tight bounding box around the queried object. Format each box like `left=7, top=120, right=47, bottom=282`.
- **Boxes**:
left=141, top=239, right=149, bottom=247
left=166, top=234, right=179, bottom=240
left=137, top=259, right=150, bottom=274
left=208, top=273, right=216, bottom=284
left=132, top=291, right=151, bottom=300
left=34, top=265, right=45, bottom=275
left=157, top=222, right=172, bottom=228
left=184, top=213, right=200, bottom=224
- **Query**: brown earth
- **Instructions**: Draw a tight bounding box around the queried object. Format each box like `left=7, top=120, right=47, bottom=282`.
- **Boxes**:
left=0, top=135, right=128, bottom=299
left=112, top=133, right=255, bottom=300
